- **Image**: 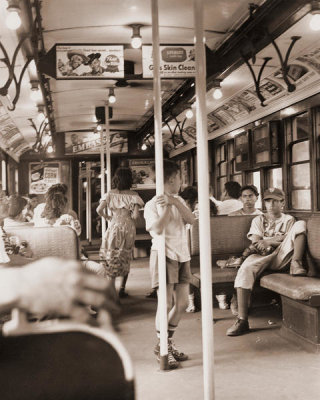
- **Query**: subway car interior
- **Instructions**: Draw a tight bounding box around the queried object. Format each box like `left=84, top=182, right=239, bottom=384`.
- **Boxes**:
left=0, top=0, right=320, bottom=399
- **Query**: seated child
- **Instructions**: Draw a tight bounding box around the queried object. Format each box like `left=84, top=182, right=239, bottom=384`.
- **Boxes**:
left=227, top=188, right=308, bottom=336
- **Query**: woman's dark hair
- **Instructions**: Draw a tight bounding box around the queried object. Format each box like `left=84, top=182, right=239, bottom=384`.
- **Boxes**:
left=45, top=184, right=68, bottom=201
left=41, top=192, right=67, bottom=220
left=112, top=167, right=133, bottom=190
left=225, top=181, right=241, bottom=199
left=240, top=184, right=259, bottom=197
left=180, top=186, right=198, bottom=211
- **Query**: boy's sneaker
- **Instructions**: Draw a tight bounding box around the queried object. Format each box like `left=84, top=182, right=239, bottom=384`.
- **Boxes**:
left=154, top=342, right=180, bottom=369
left=226, top=318, right=250, bottom=336
left=185, top=302, right=196, bottom=313
left=168, top=339, right=188, bottom=361
left=216, top=294, right=229, bottom=310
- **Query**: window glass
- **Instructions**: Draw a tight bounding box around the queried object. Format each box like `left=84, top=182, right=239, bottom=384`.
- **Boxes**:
left=267, top=168, right=283, bottom=189
left=292, top=190, right=311, bottom=210
left=291, top=164, right=310, bottom=187
left=293, top=113, right=309, bottom=141
left=292, top=141, right=309, bottom=162
left=253, top=171, right=262, bottom=209
left=218, top=177, right=227, bottom=197
left=232, top=174, right=242, bottom=185
left=220, top=161, right=227, bottom=176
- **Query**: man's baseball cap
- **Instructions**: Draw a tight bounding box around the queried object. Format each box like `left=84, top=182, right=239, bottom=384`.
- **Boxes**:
left=263, top=188, right=285, bottom=201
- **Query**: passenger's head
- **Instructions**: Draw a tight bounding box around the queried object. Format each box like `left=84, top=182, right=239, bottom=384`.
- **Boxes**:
left=112, top=167, right=133, bottom=190
left=223, top=181, right=241, bottom=200
left=42, top=192, right=68, bottom=220
left=180, top=186, right=198, bottom=211
left=263, top=188, right=285, bottom=216
left=27, top=194, right=39, bottom=209
left=46, top=184, right=68, bottom=199
left=163, top=160, right=180, bottom=194
left=8, top=195, right=27, bottom=220
left=240, top=185, right=259, bottom=208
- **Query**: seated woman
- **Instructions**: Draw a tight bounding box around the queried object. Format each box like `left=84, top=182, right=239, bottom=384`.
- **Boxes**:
left=33, top=184, right=78, bottom=227
left=34, top=190, right=81, bottom=236
left=4, top=195, right=32, bottom=228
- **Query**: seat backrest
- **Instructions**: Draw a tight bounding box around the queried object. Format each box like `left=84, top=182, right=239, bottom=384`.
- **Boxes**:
left=307, top=216, right=320, bottom=273
left=1, top=319, right=135, bottom=400
left=4, top=226, right=80, bottom=260
left=190, top=215, right=255, bottom=257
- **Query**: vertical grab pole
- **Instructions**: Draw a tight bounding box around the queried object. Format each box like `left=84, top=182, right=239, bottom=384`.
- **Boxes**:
left=100, top=124, right=106, bottom=235
left=194, top=0, right=215, bottom=398
left=151, top=0, right=168, bottom=370
left=105, top=104, right=112, bottom=193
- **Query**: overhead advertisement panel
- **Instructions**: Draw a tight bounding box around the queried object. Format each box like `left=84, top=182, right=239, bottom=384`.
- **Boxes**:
left=56, top=45, right=124, bottom=79
left=65, top=131, right=128, bottom=155
left=142, top=45, right=195, bottom=78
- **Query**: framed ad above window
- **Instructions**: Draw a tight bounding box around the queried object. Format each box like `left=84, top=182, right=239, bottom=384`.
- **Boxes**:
left=129, top=159, right=155, bottom=189
left=252, top=121, right=280, bottom=167
left=234, top=130, right=251, bottom=171
left=29, top=162, right=61, bottom=195
left=65, top=131, right=128, bottom=155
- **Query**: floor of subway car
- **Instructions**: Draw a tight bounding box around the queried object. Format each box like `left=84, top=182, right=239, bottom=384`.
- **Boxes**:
left=108, top=257, right=320, bottom=400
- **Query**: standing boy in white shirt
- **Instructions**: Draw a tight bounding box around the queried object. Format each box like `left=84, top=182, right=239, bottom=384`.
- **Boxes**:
left=144, top=160, right=195, bottom=369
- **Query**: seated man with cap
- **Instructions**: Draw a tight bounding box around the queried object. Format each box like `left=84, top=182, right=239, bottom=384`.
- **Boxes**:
left=227, top=187, right=308, bottom=336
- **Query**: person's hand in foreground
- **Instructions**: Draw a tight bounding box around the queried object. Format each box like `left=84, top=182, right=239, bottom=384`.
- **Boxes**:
left=0, top=257, right=119, bottom=321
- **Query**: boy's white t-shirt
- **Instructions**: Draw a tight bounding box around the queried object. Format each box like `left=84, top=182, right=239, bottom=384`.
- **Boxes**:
left=144, top=195, right=190, bottom=262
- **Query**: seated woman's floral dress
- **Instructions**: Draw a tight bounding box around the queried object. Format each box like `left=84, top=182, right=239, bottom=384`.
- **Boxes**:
left=99, top=191, right=144, bottom=278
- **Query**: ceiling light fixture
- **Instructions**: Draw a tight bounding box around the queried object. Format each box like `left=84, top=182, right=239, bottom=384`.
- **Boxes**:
left=6, top=0, right=21, bottom=30
left=30, top=80, right=42, bottom=101
left=185, top=107, right=194, bottom=119
left=310, top=1, right=320, bottom=31
left=212, top=79, right=223, bottom=100
left=36, top=105, right=46, bottom=123
left=96, top=124, right=102, bottom=131
left=108, top=87, right=116, bottom=104
left=130, top=24, right=143, bottom=49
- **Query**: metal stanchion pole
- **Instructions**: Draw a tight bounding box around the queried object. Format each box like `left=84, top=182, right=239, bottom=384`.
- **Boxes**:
left=151, top=0, right=168, bottom=370
left=100, top=125, right=106, bottom=235
left=194, top=0, right=215, bottom=398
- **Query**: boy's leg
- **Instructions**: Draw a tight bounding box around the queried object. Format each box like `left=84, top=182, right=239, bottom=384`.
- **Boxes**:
left=226, top=288, right=250, bottom=336
left=269, top=221, right=307, bottom=275
left=167, top=283, right=189, bottom=361
left=154, top=284, right=180, bottom=369
left=226, top=254, right=272, bottom=336
left=290, top=233, right=307, bottom=276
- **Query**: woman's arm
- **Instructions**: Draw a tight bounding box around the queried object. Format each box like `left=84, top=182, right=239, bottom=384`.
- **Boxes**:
left=131, top=204, right=140, bottom=220
left=96, top=200, right=109, bottom=220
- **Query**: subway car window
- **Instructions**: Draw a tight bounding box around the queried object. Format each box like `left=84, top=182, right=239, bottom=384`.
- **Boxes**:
left=287, top=112, right=311, bottom=210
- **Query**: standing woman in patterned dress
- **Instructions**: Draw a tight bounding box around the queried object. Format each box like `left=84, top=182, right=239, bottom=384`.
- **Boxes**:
left=96, top=167, right=144, bottom=297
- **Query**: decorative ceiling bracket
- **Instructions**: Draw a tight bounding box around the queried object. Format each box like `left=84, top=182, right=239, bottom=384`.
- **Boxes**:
left=164, top=115, right=187, bottom=148
left=241, top=53, right=272, bottom=107
left=0, top=34, right=33, bottom=111
left=268, top=34, right=301, bottom=93
left=29, top=117, right=50, bottom=153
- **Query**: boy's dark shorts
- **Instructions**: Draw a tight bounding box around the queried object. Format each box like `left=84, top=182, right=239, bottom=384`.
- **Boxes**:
left=149, top=250, right=192, bottom=289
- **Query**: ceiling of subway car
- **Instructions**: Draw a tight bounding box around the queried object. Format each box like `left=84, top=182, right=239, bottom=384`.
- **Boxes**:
left=0, top=0, right=267, bottom=157
left=1, top=0, right=318, bottom=159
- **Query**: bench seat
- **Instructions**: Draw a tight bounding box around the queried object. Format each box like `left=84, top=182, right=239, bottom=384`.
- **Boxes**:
left=260, top=274, right=320, bottom=303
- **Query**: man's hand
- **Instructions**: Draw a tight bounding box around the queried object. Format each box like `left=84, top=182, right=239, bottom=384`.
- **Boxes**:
left=255, top=240, right=269, bottom=252
left=16, top=257, right=116, bottom=318
left=155, top=194, right=175, bottom=207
